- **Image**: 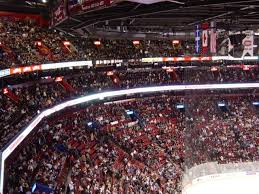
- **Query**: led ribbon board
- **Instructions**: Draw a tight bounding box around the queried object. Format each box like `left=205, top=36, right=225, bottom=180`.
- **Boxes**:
left=0, top=56, right=259, bottom=78
left=0, top=82, right=259, bottom=193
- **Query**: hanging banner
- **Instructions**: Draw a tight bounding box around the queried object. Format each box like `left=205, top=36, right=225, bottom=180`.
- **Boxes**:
left=210, top=21, right=217, bottom=54
left=69, top=0, right=113, bottom=14
left=51, top=0, right=68, bottom=26
left=242, top=30, right=254, bottom=57
left=202, top=30, right=208, bottom=47
left=201, top=23, right=209, bottom=55
left=195, top=25, right=201, bottom=54
left=228, top=33, right=234, bottom=56
left=115, top=0, right=184, bottom=4
left=202, top=23, right=209, bottom=55
left=228, top=31, right=253, bottom=58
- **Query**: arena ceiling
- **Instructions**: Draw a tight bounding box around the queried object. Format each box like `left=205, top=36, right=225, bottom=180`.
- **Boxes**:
left=0, top=0, right=52, bottom=16
left=1, top=0, right=259, bottom=36
left=55, top=0, right=259, bottom=37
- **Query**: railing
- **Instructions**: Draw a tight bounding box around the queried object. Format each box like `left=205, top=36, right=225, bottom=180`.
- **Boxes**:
left=1, top=55, right=259, bottom=78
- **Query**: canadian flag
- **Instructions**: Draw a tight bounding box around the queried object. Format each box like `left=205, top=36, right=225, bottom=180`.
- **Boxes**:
left=201, top=23, right=209, bottom=54
left=202, top=30, right=208, bottom=47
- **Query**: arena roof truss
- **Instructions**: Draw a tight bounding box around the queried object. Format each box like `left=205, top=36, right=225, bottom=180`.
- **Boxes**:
left=55, top=0, right=259, bottom=37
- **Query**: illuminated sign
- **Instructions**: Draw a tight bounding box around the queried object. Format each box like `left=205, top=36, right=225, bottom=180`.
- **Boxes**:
left=55, top=76, right=63, bottom=82
left=3, top=88, right=8, bottom=94
left=172, top=40, right=180, bottom=45
left=133, top=40, right=140, bottom=45
left=94, top=41, right=101, bottom=46
left=63, top=41, right=71, bottom=46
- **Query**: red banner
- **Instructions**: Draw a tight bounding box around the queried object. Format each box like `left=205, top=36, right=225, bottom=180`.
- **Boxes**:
left=10, top=65, right=42, bottom=75
left=162, top=56, right=212, bottom=62
left=51, top=0, right=67, bottom=26
left=3, top=88, right=20, bottom=103
left=69, top=0, right=112, bottom=14
left=202, top=23, right=209, bottom=55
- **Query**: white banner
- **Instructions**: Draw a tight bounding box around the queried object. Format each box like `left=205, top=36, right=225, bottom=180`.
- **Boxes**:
left=210, top=21, right=217, bottom=54
left=242, top=31, right=254, bottom=57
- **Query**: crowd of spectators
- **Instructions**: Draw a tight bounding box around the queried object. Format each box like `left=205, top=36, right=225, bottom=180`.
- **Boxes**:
left=0, top=16, right=193, bottom=70
left=0, top=67, right=258, bottom=149
left=184, top=95, right=258, bottom=168
left=0, top=15, right=258, bottom=194
left=1, top=61, right=257, bottom=194
left=6, top=94, right=258, bottom=193
left=7, top=121, right=70, bottom=193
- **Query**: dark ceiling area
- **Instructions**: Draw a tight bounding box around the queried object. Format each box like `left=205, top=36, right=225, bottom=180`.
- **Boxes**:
left=54, top=0, right=259, bottom=37
left=0, top=0, right=53, bottom=17
left=0, top=0, right=259, bottom=37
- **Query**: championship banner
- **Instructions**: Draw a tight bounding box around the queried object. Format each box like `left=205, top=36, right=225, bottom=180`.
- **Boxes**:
left=202, top=23, right=209, bottom=55
left=228, top=31, right=253, bottom=58
left=242, top=30, right=254, bottom=57
left=195, top=25, right=201, bottom=54
left=51, top=0, right=67, bottom=26
left=210, top=21, right=217, bottom=54
left=82, top=0, right=112, bottom=11
left=69, top=0, right=113, bottom=14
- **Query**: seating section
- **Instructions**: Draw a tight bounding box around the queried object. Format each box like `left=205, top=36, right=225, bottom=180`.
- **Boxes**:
left=0, top=67, right=258, bottom=149
left=0, top=15, right=258, bottom=194
left=0, top=16, right=196, bottom=70
left=6, top=94, right=258, bottom=193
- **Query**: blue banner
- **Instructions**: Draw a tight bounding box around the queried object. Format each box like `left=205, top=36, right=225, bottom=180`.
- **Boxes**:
left=195, top=25, right=201, bottom=54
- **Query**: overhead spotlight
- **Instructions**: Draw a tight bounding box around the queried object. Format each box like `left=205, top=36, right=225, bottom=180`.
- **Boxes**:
left=42, top=0, right=48, bottom=3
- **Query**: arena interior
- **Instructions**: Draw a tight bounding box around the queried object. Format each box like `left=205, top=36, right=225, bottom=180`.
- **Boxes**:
left=0, top=0, right=258, bottom=193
